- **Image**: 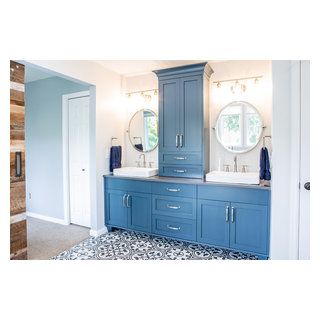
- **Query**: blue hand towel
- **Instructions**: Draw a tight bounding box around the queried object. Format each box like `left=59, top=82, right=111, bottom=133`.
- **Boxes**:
left=110, top=146, right=122, bottom=172
left=259, top=148, right=266, bottom=180
left=264, top=147, right=271, bottom=181
left=260, top=147, right=271, bottom=181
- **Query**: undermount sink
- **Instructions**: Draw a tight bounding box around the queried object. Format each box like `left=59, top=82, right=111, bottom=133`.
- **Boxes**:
left=113, top=167, right=158, bottom=178
left=206, top=171, right=260, bottom=185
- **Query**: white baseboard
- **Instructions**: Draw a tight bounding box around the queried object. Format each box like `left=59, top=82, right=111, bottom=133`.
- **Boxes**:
left=90, top=227, right=108, bottom=237
left=26, top=211, right=69, bottom=225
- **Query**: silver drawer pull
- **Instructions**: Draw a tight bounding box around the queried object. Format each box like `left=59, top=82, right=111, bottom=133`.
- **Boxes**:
left=166, top=188, right=180, bottom=192
left=167, top=204, right=181, bottom=210
left=167, top=225, right=181, bottom=231
left=173, top=156, right=187, bottom=160
left=173, top=169, right=187, bottom=173
left=225, top=206, right=229, bottom=222
left=231, top=207, right=235, bottom=223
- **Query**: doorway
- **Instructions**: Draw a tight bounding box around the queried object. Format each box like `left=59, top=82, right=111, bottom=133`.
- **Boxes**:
left=63, top=91, right=91, bottom=228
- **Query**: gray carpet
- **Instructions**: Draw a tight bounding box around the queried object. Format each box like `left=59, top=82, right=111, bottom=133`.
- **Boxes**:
left=27, top=216, right=89, bottom=260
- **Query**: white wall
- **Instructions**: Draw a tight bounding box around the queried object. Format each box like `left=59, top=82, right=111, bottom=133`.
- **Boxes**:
left=25, top=60, right=123, bottom=234
left=209, top=60, right=272, bottom=172
left=122, top=73, right=159, bottom=167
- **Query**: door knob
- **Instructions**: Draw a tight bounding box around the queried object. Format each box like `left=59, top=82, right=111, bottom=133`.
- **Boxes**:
left=304, top=182, right=310, bottom=191
left=82, top=168, right=85, bottom=171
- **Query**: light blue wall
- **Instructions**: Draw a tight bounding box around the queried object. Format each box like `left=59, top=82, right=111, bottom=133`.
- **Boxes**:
left=25, top=76, right=89, bottom=220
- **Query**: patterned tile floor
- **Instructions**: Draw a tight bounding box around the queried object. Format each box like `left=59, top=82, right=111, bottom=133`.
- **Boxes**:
left=51, top=229, right=258, bottom=260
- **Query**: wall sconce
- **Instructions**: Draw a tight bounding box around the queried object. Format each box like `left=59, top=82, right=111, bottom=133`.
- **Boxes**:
left=213, top=75, right=262, bottom=93
left=230, top=80, right=246, bottom=94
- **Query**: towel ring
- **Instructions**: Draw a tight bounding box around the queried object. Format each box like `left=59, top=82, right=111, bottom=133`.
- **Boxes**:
left=262, top=135, right=271, bottom=148
left=111, top=137, right=118, bottom=146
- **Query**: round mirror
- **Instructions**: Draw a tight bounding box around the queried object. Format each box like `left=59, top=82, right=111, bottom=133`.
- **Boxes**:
left=215, top=101, right=263, bottom=153
left=128, top=109, right=159, bottom=152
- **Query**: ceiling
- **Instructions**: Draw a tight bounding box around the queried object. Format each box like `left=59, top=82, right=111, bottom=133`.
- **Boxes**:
left=25, top=65, right=54, bottom=83
left=95, top=60, right=216, bottom=77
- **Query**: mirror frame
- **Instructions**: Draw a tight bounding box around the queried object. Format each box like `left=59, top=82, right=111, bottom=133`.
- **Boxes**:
left=128, top=108, right=159, bottom=153
left=215, top=101, right=264, bottom=154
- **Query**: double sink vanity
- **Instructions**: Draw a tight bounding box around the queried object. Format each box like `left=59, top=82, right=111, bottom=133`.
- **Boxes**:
left=104, top=62, right=270, bottom=259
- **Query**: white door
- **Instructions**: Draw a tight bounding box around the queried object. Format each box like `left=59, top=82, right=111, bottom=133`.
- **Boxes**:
left=299, top=60, right=310, bottom=259
left=68, top=95, right=91, bottom=227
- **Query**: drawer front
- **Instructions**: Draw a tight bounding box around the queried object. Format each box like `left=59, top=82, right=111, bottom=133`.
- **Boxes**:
left=152, top=182, right=196, bottom=198
left=152, top=195, right=196, bottom=219
left=152, top=215, right=196, bottom=241
left=159, top=165, right=203, bottom=178
left=161, top=153, right=201, bottom=165
left=198, top=185, right=270, bottom=205
left=105, top=177, right=151, bottom=193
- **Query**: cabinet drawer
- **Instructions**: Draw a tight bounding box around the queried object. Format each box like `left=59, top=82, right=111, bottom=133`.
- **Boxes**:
left=161, top=153, right=201, bottom=165
left=159, top=165, right=203, bottom=178
left=152, top=195, right=196, bottom=219
left=152, top=182, right=196, bottom=198
left=152, top=215, right=196, bottom=241
left=198, top=185, right=270, bottom=205
left=105, top=177, right=151, bottom=193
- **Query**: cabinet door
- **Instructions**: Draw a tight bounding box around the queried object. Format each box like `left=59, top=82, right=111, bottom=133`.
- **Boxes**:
left=197, top=200, right=230, bottom=248
left=159, top=79, right=180, bottom=153
left=179, top=75, right=202, bottom=152
left=229, top=202, right=269, bottom=255
left=106, top=189, right=127, bottom=228
left=127, top=192, right=151, bottom=233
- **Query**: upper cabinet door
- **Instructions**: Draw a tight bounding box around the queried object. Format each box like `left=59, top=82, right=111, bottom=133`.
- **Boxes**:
left=229, top=202, right=269, bottom=255
left=179, top=75, right=203, bottom=152
left=159, top=79, right=180, bottom=152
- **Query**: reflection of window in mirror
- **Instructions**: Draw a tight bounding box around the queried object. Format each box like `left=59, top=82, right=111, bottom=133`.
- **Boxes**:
left=143, top=110, right=157, bottom=151
left=216, top=101, right=262, bottom=153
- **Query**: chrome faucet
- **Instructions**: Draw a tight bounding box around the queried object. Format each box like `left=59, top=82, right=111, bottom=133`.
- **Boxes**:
left=139, top=154, right=146, bottom=168
left=233, top=156, right=238, bottom=172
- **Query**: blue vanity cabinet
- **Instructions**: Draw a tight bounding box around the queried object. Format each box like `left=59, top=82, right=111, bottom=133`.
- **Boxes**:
left=151, top=181, right=197, bottom=241
left=197, top=185, right=270, bottom=257
left=229, top=202, right=269, bottom=255
left=104, top=176, right=270, bottom=258
left=104, top=178, right=152, bottom=233
left=106, top=189, right=128, bottom=228
left=154, top=63, right=213, bottom=178
left=197, top=200, right=230, bottom=248
left=127, top=192, right=151, bottom=233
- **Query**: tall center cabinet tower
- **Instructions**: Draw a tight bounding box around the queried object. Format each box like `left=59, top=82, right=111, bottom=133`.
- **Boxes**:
left=153, top=62, right=213, bottom=179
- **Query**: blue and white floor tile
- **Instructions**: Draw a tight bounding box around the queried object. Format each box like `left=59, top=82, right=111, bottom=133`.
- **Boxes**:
left=51, top=229, right=258, bottom=260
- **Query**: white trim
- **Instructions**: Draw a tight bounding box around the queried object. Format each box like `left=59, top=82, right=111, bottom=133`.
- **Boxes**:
left=90, top=227, right=108, bottom=237
left=10, top=81, right=25, bottom=92
left=10, top=212, right=26, bottom=224
left=26, top=211, right=69, bottom=225
left=62, top=91, right=91, bottom=227
left=289, top=60, right=301, bottom=259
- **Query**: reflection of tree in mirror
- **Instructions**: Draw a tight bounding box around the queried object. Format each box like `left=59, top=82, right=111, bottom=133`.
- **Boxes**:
left=248, top=114, right=261, bottom=144
left=146, top=116, right=158, bottom=148
left=223, top=115, right=240, bottom=132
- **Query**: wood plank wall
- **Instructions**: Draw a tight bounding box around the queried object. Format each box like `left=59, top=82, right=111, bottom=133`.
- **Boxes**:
left=10, top=61, right=27, bottom=260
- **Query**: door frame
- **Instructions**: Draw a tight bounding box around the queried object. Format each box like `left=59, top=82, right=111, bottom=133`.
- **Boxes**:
left=62, top=90, right=91, bottom=226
